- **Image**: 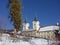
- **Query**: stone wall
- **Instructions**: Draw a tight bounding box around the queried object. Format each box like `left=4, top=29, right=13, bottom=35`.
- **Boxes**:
left=35, top=31, right=56, bottom=40
left=21, top=30, right=60, bottom=41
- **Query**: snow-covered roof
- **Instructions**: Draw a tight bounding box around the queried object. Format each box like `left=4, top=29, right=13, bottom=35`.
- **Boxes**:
left=40, top=25, right=60, bottom=31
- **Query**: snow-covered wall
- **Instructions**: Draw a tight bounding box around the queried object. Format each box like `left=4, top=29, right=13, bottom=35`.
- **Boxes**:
left=40, top=25, right=59, bottom=31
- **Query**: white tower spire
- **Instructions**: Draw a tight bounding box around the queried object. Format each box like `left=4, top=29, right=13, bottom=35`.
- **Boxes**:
left=32, top=16, right=40, bottom=31
left=23, top=18, right=29, bottom=31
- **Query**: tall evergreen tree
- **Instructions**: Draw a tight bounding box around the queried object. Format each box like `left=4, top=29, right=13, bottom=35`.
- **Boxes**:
left=8, top=0, right=22, bottom=32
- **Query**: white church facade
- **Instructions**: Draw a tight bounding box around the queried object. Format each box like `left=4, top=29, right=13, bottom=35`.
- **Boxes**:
left=21, top=17, right=60, bottom=40
left=22, top=17, right=60, bottom=31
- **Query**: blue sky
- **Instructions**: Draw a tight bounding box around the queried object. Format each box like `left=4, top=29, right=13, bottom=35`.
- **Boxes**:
left=0, top=0, right=60, bottom=29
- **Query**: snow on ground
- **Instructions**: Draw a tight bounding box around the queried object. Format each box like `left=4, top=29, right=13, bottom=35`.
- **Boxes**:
left=0, top=34, right=58, bottom=45
left=29, top=38, right=48, bottom=45
left=0, top=38, right=48, bottom=45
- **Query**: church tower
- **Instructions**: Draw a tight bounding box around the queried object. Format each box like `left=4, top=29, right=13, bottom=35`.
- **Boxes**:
left=32, top=17, right=40, bottom=31
left=23, top=18, right=29, bottom=31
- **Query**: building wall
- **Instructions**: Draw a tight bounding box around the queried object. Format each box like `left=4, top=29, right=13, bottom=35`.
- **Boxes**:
left=23, top=23, right=29, bottom=31
left=33, top=21, right=40, bottom=31
left=36, top=31, right=56, bottom=40
left=21, top=30, right=36, bottom=37
left=21, top=30, right=56, bottom=40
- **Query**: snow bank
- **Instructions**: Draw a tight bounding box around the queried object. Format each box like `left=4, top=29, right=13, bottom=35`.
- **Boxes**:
left=0, top=34, right=55, bottom=45
left=29, top=38, right=48, bottom=45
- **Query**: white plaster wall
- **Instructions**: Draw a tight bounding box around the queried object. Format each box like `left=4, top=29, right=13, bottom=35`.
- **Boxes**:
left=23, top=23, right=29, bottom=31
left=33, top=21, right=40, bottom=31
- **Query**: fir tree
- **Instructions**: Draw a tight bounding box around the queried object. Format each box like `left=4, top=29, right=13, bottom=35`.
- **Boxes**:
left=8, top=0, right=22, bottom=32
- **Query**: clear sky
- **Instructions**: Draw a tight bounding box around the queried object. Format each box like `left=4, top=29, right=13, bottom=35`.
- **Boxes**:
left=0, top=0, right=60, bottom=29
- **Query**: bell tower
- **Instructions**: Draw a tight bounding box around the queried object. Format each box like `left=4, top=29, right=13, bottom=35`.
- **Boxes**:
left=23, top=18, right=29, bottom=31
left=32, top=17, right=40, bottom=31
